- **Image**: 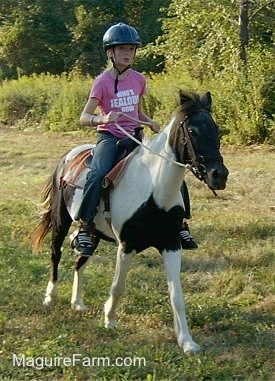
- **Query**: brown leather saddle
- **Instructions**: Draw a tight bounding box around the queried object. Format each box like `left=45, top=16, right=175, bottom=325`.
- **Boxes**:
left=59, top=146, right=137, bottom=213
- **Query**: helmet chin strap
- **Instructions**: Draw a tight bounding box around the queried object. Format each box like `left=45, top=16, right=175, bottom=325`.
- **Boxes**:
left=111, top=57, right=130, bottom=94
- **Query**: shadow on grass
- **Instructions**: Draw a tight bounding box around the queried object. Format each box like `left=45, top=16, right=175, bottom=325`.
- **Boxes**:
left=182, top=221, right=274, bottom=272
left=185, top=297, right=274, bottom=378
left=195, top=220, right=275, bottom=244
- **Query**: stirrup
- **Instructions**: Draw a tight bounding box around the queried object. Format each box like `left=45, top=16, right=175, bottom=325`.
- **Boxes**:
left=71, top=231, right=94, bottom=257
left=180, top=228, right=198, bottom=250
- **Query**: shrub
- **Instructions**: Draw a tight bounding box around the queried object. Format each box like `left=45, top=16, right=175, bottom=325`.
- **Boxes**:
left=0, top=67, right=274, bottom=145
left=0, top=73, right=91, bottom=131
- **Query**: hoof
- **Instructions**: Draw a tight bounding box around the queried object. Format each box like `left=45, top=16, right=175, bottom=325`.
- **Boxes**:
left=104, top=320, right=117, bottom=329
left=183, top=342, right=200, bottom=356
left=43, top=296, right=55, bottom=307
left=71, top=302, right=88, bottom=312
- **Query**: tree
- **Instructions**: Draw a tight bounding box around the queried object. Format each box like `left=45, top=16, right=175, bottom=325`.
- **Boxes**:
left=152, top=0, right=274, bottom=76
left=0, top=0, right=169, bottom=79
left=0, top=0, right=73, bottom=78
left=239, top=0, right=275, bottom=63
left=69, top=0, right=170, bottom=75
left=239, top=0, right=249, bottom=63
left=153, top=0, right=240, bottom=79
left=148, top=0, right=274, bottom=144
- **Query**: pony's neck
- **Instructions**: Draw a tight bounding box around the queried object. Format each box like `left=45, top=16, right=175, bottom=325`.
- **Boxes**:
left=140, top=119, right=186, bottom=209
left=143, top=118, right=175, bottom=154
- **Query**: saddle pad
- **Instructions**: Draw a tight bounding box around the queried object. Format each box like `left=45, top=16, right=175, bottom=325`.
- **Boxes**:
left=60, top=148, right=92, bottom=189
left=60, top=147, right=137, bottom=190
left=102, top=150, right=136, bottom=190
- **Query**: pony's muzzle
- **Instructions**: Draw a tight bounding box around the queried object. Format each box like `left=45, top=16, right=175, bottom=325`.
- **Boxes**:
left=207, top=166, right=229, bottom=190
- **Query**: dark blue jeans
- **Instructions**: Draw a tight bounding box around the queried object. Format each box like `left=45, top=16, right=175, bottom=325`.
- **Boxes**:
left=75, top=132, right=121, bottom=223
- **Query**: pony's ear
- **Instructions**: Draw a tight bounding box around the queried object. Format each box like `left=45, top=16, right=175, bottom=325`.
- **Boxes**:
left=202, top=91, right=212, bottom=110
left=179, top=90, right=192, bottom=105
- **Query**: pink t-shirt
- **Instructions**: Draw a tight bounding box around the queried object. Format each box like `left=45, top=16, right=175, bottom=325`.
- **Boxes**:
left=90, top=68, right=147, bottom=138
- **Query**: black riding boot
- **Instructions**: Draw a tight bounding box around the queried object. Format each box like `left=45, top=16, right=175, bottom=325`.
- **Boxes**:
left=180, top=182, right=198, bottom=250
left=71, top=220, right=95, bottom=257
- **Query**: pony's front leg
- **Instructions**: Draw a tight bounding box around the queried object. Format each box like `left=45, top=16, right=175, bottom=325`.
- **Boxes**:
left=162, top=250, right=200, bottom=355
left=104, top=244, right=134, bottom=328
left=71, top=256, right=90, bottom=311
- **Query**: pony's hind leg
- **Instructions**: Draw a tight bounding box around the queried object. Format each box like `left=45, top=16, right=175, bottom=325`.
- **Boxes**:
left=71, top=236, right=100, bottom=311
left=44, top=197, right=72, bottom=307
left=104, top=244, right=134, bottom=328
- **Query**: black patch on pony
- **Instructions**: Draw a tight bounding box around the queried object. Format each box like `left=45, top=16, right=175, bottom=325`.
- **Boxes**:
left=120, top=194, right=184, bottom=254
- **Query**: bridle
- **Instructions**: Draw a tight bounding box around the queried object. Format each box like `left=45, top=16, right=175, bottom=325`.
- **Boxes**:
left=114, top=112, right=221, bottom=188
left=179, top=113, right=223, bottom=196
left=180, top=118, right=208, bottom=183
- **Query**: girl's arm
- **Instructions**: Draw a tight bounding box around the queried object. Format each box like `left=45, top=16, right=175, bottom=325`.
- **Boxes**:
left=80, top=97, right=120, bottom=127
left=138, top=97, right=160, bottom=133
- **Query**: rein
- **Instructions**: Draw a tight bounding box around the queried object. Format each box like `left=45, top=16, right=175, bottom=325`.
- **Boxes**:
left=114, top=113, right=188, bottom=169
left=115, top=113, right=207, bottom=181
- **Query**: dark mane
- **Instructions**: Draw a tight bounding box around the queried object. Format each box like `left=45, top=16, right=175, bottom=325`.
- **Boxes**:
left=176, top=90, right=212, bottom=118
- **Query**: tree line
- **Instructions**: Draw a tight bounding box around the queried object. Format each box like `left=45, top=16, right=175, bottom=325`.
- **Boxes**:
left=0, top=0, right=169, bottom=79
left=0, top=0, right=274, bottom=144
left=0, top=0, right=273, bottom=78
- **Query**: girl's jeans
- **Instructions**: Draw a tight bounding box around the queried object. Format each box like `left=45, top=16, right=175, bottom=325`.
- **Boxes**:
left=75, top=132, right=121, bottom=224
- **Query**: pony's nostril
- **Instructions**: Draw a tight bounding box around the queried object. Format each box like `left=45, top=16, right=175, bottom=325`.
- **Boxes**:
left=212, top=169, right=220, bottom=179
left=212, top=168, right=228, bottom=181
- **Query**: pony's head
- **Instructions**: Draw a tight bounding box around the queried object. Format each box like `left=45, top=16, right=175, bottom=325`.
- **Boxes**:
left=169, top=90, right=229, bottom=190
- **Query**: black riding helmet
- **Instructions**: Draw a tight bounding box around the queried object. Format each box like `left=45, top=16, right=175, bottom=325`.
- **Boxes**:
left=103, top=23, right=142, bottom=94
left=103, top=22, right=142, bottom=52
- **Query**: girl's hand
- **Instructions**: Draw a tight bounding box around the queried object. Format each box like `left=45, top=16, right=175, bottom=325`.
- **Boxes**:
left=103, top=111, right=121, bottom=124
left=150, top=120, right=161, bottom=133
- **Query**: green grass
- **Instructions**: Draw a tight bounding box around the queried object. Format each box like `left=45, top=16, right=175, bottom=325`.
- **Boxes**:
left=0, top=127, right=274, bottom=380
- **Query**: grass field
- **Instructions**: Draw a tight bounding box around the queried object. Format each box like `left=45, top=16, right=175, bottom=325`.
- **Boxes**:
left=0, top=127, right=274, bottom=381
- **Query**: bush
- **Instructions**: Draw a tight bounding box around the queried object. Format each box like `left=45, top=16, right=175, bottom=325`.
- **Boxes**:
left=209, top=48, right=275, bottom=145
left=43, top=72, right=91, bottom=131
left=0, top=66, right=274, bottom=145
left=0, top=72, right=91, bottom=131
left=0, top=75, right=48, bottom=127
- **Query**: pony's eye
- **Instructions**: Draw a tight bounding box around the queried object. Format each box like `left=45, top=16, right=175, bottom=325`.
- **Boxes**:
left=188, top=128, right=197, bottom=137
